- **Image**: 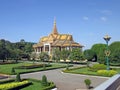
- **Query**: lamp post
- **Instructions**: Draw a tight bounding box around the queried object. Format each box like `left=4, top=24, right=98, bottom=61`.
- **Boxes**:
left=103, top=35, right=111, bottom=70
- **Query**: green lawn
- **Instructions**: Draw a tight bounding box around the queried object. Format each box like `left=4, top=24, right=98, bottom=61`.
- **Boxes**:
left=21, top=80, right=44, bottom=90
left=64, top=67, right=97, bottom=76
left=0, top=62, right=68, bottom=75
left=63, top=67, right=120, bottom=76
left=0, top=78, right=55, bottom=90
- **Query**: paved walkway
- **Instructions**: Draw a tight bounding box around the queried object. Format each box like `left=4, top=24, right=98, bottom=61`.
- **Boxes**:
left=11, top=69, right=109, bottom=90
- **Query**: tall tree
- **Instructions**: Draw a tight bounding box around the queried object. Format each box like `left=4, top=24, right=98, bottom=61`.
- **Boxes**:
left=83, top=49, right=96, bottom=61
left=0, top=39, right=10, bottom=62
left=61, top=49, right=70, bottom=62
left=52, top=48, right=61, bottom=62
left=39, top=52, right=49, bottom=61
left=69, top=48, right=83, bottom=62
left=91, top=43, right=106, bottom=63
left=109, top=41, right=120, bottom=64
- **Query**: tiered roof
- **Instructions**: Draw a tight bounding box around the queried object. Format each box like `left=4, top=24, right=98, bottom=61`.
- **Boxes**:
left=33, top=19, right=83, bottom=48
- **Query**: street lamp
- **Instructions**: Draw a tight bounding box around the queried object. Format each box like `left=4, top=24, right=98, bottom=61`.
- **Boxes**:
left=103, top=35, right=111, bottom=70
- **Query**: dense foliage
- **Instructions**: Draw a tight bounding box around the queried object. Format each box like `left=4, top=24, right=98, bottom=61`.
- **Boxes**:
left=84, top=79, right=91, bottom=89
left=69, top=48, right=83, bottom=61
left=41, top=75, right=48, bottom=86
left=84, top=41, right=120, bottom=65
left=83, top=49, right=96, bottom=61
left=16, top=73, right=21, bottom=82
left=91, top=44, right=106, bottom=63
left=39, top=52, right=49, bottom=61
left=0, top=80, right=29, bottom=90
left=97, top=70, right=117, bottom=77
left=89, top=64, right=106, bottom=72
left=52, top=48, right=61, bottom=62
left=109, top=41, right=120, bottom=65
left=0, top=39, right=34, bottom=62
left=61, top=49, right=70, bottom=61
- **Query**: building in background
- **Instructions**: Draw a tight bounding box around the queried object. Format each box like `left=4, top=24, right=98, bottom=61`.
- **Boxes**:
left=33, top=19, right=83, bottom=56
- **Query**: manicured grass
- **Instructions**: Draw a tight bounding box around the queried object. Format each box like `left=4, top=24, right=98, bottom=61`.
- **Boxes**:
left=0, top=78, right=55, bottom=90
left=64, top=67, right=97, bottom=76
left=0, top=62, right=68, bottom=75
left=112, top=68, right=120, bottom=73
left=63, top=67, right=120, bottom=76
left=21, top=80, right=43, bottom=90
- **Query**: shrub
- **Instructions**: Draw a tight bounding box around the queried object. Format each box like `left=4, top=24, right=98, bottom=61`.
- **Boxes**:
left=43, top=64, right=46, bottom=70
left=11, top=68, right=15, bottom=74
left=97, top=70, right=117, bottom=77
left=84, top=79, right=91, bottom=89
left=41, top=75, right=48, bottom=86
left=16, top=73, right=21, bottom=82
left=0, top=80, right=29, bottom=90
left=89, top=64, right=106, bottom=72
left=42, top=82, right=56, bottom=90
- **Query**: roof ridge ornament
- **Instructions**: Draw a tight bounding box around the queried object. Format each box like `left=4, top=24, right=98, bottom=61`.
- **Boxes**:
left=51, top=17, right=59, bottom=35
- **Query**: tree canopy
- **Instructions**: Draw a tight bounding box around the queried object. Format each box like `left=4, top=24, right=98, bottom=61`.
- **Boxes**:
left=0, top=39, right=34, bottom=61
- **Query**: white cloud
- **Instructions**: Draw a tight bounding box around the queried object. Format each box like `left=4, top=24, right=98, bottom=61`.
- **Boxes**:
left=101, top=10, right=112, bottom=15
left=83, top=16, right=89, bottom=20
left=101, top=17, right=107, bottom=22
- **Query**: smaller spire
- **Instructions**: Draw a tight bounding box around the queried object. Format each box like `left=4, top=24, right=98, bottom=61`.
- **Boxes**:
left=51, top=17, right=59, bottom=35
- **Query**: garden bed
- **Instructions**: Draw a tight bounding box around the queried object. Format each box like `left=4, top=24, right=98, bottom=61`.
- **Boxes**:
left=63, top=65, right=119, bottom=77
left=14, top=64, right=52, bottom=69
left=0, top=78, right=55, bottom=90
left=0, top=79, right=31, bottom=90
left=0, top=62, right=69, bottom=75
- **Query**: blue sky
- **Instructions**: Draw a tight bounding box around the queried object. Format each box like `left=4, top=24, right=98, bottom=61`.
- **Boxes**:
left=0, top=0, right=120, bottom=49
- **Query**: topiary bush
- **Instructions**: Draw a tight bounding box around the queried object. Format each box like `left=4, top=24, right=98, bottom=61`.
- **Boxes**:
left=16, top=73, right=21, bottom=82
left=84, top=79, right=91, bottom=89
left=89, top=64, right=106, bottom=72
left=42, top=82, right=56, bottom=90
left=41, top=75, right=48, bottom=86
left=97, top=70, right=117, bottom=77
left=11, top=68, right=15, bottom=74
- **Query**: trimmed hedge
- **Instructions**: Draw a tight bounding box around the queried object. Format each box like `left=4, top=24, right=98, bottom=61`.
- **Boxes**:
left=89, top=64, right=106, bottom=72
left=97, top=70, right=118, bottom=77
left=42, top=82, right=56, bottom=90
left=0, top=80, right=31, bottom=90
left=14, top=64, right=52, bottom=69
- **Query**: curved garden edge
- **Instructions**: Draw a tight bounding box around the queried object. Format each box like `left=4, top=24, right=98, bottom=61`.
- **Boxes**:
left=0, top=78, right=56, bottom=90
left=62, top=66, right=120, bottom=78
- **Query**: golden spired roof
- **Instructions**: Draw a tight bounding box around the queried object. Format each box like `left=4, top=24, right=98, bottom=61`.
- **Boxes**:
left=51, top=18, right=58, bottom=35
left=33, top=18, right=83, bottom=48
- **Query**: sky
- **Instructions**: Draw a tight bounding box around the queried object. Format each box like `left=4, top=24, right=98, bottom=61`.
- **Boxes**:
left=0, top=0, right=120, bottom=50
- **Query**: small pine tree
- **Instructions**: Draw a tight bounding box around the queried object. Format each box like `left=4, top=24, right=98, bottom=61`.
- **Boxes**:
left=16, top=73, right=21, bottom=82
left=66, top=64, right=69, bottom=70
left=43, top=64, right=46, bottom=70
left=41, top=75, right=48, bottom=86
left=11, top=68, right=15, bottom=74
left=84, top=79, right=91, bottom=89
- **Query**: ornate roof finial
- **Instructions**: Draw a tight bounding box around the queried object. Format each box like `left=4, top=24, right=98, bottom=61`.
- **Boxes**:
left=51, top=17, right=58, bottom=35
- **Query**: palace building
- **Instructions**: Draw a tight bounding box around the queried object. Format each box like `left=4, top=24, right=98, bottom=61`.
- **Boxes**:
left=33, top=19, right=83, bottom=56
